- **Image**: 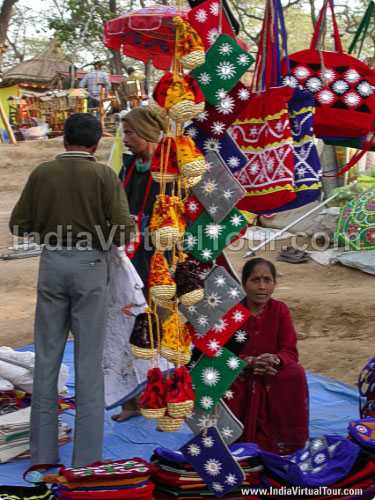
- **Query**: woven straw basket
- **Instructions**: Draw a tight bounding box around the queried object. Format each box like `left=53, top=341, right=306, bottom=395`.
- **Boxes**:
left=130, top=344, right=155, bottom=360
left=169, top=101, right=205, bottom=123
left=151, top=171, right=177, bottom=183
left=160, top=346, right=192, bottom=365
left=183, top=175, right=202, bottom=187
left=152, top=227, right=180, bottom=250
left=167, top=400, right=194, bottom=418
left=179, top=288, right=204, bottom=306
left=141, top=407, right=167, bottom=419
left=180, top=160, right=206, bottom=178
left=150, top=284, right=176, bottom=305
left=179, top=50, right=205, bottom=70
left=148, top=97, right=167, bottom=118
left=158, top=415, right=184, bottom=432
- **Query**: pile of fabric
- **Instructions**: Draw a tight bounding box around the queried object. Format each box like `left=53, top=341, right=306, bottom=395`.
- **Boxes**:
left=0, top=407, right=69, bottom=463
left=44, top=457, right=156, bottom=500
left=151, top=444, right=263, bottom=499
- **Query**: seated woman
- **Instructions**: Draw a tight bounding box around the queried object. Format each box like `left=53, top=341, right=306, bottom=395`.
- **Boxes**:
left=225, top=258, right=309, bottom=455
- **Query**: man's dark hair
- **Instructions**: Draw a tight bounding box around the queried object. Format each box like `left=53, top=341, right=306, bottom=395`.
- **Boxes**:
left=64, top=113, right=103, bottom=147
left=126, top=66, right=135, bottom=75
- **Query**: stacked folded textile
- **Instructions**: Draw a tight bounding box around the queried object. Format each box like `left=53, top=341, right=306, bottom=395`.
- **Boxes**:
left=44, top=457, right=156, bottom=500
left=260, top=435, right=375, bottom=500
left=151, top=444, right=263, bottom=499
left=0, top=407, right=70, bottom=463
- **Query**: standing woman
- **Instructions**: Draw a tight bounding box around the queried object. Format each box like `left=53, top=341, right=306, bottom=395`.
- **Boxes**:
left=225, top=258, right=309, bottom=455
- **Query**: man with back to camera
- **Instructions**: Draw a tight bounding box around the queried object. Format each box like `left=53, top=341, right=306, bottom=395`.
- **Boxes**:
left=79, top=61, right=110, bottom=109
left=9, top=112, right=135, bottom=468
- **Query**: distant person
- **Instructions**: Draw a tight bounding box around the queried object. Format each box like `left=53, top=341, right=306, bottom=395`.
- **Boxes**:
left=225, top=258, right=309, bottom=455
left=117, top=66, right=145, bottom=110
left=61, top=65, right=80, bottom=90
left=9, top=113, right=135, bottom=468
left=79, top=61, right=110, bottom=108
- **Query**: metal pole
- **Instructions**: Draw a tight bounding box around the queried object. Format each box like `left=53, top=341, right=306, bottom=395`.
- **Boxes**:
left=242, top=191, right=340, bottom=258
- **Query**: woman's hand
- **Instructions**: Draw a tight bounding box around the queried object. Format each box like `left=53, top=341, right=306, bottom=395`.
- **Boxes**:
left=251, top=353, right=280, bottom=376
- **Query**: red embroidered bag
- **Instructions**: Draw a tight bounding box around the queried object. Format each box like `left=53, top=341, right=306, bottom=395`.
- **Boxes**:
left=282, top=0, right=375, bottom=139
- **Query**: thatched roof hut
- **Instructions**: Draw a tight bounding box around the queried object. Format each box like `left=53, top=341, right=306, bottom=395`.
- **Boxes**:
left=1, top=38, right=70, bottom=88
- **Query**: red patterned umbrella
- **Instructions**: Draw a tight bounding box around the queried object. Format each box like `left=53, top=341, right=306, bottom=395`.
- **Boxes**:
left=103, top=5, right=190, bottom=71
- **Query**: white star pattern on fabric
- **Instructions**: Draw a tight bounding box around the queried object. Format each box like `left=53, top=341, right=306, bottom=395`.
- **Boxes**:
left=237, top=54, right=250, bottom=66
left=212, top=318, right=228, bottom=333
left=186, top=126, right=198, bottom=138
left=357, top=81, right=372, bottom=97
left=203, top=138, right=221, bottom=153
left=214, top=275, right=226, bottom=287
left=218, top=43, right=233, bottom=56
left=186, top=411, right=195, bottom=420
left=207, top=28, right=219, bottom=45
left=208, top=205, right=219, bottom=215
left=294, top=66, right=310, bottom=80
left=187, top=305, right=197, bottom=314
left=202, top=436, right=215, bottom=447
left=314, top=453, right=326, bottom=464
left=212, top=482, right=224, bottom=492
left=344, top=91, right=361, bottom=107
left=238, top=88, right=250, bottom=100
left=198, top=72, right=212, bottom=85
left=205, top=291, right=222, bottom=308
left=228, top=287, right=241, bottom=299
left=227, top=356, right=240, bottom=369
left=235, top=330, right=247, bottom=342
left=211, top=121, right=226, bottom=135
left=198, top=416, right=214, bottom=429
left=222, top=189, right=233, bottom=200
left=215, top=88, right=227, bottom=101
left=201, top=367, right=221, bottom=386
left=223, top=389, right=234, bottom=399
left=344, top=68, right=361, bottom=84
left=188, top=443, right=201, bottom=456
left=305, top=77, right=322, bottom=93
left=196, top=111, right=209, bottom=123
left=319, top=68, right=335, bottom=83
left=331, top=79, right=349, bottom=95
left=208, top=339, right=221, bottom=352
left=232, top=307, right=246, bottom=320
left=205, top=223, right=223, bottom=239
left=225, top=473, right=237, bottom=485
left=197, top=314, right=209, bottom=327
left=214, top=348, right=223, bottom=357
left=204, top=458, right=222, bottom=476
left=283, top=75, right=298, bottom=87
left=221, top=426, right=234, bottom=438
left=201, top=179, right=218, bottom=194
left=250, top=163, right=259, bottom=175
left=195, top=9, right=207, bottom=22
left=216, top=95, right=235, bottom=115
left=266, top=157, right=275, bottom=172
left=216, top=61, right=236, bottom=80
left=194, top=329, right=207, bottom=339
left=317, top=89, right=335, bottom=105
left=200, top=395, right=214, bottom=409
left=210, top=1, right=220, bottom=15
left=230, top=214, right=243, bottom=226
left=228, top=156, right=240, bottom=168
left=187, top=200, right=199, bottom=213
left=185, top=234, right=198, bottom=249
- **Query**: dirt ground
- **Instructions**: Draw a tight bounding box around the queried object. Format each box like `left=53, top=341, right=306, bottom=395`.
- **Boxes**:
left=0, top=138, right=374, bottom=389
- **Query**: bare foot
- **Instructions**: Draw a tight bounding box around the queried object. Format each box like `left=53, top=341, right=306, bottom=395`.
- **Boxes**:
left=111, top=409, right=141, bottom=422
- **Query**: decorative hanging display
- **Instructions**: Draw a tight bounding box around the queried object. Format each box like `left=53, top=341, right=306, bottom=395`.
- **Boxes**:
left=150, top=136, right=179, bottom=183
left=185, top=194, right=205, bottom=222
left=149, top=72, right=205, bottom=122
left=191, top=34, right=254, bottom=105
left=150, top=194, right=180, bottom=250
left=166, top=365, right=196, bottom=417
left=174, top=259, right=205, bottom=306
left=160, top=312, right=192, bottom=365
left=176, top=135, right=206, bottom=178
left=140, top=367, right=167, bottom=419
left=191, top=150, right=246, bottom=222
left=179, top=266, right=246, bottom=335
left=148, top=252, right=176, bottom=306
left=175, top=16, right=206, bottom=69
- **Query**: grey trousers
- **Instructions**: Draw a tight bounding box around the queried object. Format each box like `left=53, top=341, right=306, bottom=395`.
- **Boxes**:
left=30, top=248, right=109, bottom=467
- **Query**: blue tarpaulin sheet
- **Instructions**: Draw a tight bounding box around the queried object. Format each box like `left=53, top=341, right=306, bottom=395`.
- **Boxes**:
left=0, top=339, right=360, bottom=485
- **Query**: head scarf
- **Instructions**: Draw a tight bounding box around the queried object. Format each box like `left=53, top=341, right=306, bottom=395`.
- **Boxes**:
left=122, top=106, right=168, bottom=143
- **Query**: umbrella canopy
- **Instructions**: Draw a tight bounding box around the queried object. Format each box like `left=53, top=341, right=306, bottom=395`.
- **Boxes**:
left=103, top=5, right=190, bottom=71
left=335, top=185, right=375, bottom=250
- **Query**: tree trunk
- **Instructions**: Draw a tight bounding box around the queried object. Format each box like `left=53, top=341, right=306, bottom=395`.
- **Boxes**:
left=0, top=0, right=19, bottom=71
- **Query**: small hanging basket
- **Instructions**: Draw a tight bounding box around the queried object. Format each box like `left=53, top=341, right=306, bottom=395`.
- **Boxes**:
left=160, top=345, right=192, bottom=365
left=179, top=288, right=204, bottom=306
left=130, top=344, right=156, bottom=360
left=150, top=283, right=176, bottom=304
left=151, top=227, right=180, bottom=250
left=169, top=101, right=205, bottom=123
left=141, top=407, right=167, bottom=419
left=167, top=400, right=194, bottom=418
left=182, top=175, right=203, bottom=187
left=151, top=171, right=178, bottom=183
left=148, top=97, right=167, bottom=118
left=179, top=159, right=206, bottom=178
left=179, top=50, right=205, bottom=70
left=158, top=414, right=184, bottom=432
